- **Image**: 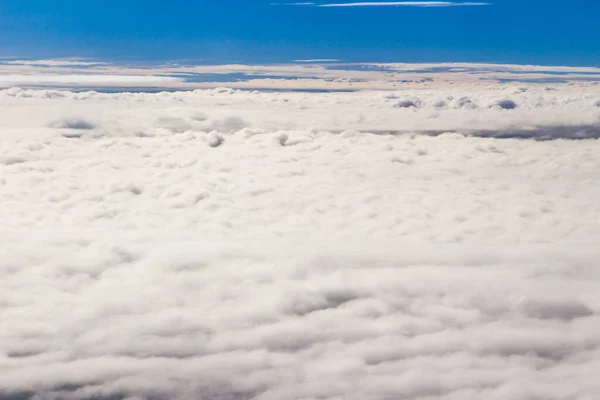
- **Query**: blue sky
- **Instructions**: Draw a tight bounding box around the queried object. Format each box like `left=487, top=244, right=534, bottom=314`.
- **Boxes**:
left=0, top=0, right=599, bottom=66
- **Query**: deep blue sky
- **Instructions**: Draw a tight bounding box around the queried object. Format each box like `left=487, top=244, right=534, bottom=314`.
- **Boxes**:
left=1, top=0, right=599, bottom=66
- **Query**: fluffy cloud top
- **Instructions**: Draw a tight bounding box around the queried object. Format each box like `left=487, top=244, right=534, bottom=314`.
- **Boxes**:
left=1, top=84, right=599, bottom=399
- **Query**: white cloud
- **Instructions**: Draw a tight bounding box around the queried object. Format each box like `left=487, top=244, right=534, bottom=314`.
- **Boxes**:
left=0, top=74, right=183, bottom=86
left=320, top=1, right=491, bottom=7
left=270, top=2, right=316, bottom=5
left=3, top=61, right=600, bottom=92
left=294, top=58, right=341, bottom=62
left=277, top=1, right=492, bottom=7
left=2, top=59, right=109, bottom=66
left=0, top=81, right=599, bottom=399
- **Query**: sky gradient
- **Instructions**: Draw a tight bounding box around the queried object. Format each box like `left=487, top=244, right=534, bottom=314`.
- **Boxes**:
left=1, top=0, right=599, bottom=66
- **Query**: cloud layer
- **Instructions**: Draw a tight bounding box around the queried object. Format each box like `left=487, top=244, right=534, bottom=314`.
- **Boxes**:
left=1, top=84, right=599, bottom=399
left=3, top=61, right=600, bottom=93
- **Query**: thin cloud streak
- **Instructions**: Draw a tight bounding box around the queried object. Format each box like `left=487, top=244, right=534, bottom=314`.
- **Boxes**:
left=272, top=1, right=492, bottom=7
left=294, top=59, right=341, bottom=62
left=319, top=2, right=491, bottom=7
left=270, top=2, right=316, bottom=5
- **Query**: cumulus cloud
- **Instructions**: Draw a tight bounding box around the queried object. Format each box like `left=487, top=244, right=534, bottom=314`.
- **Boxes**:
left=0, top=82, right=599, bottom=399
left=47, top=117, right=98, bottom=130
left=393, top=97, right=423, bottom=108
left=492, top=98, right=518, bottom=110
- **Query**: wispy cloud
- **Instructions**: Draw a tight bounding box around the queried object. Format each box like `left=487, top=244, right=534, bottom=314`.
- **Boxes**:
left=2, top=59, right=109, bottom=67
left=294, top=59, right=341, bottom=62
left=273, top=1, right=491, bottom=7
left=270, top=2, right=316, bottom=5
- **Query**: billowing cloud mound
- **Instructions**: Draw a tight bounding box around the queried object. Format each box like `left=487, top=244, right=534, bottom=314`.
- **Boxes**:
left=2, top=84, right=600, bottom=139
left=0, top=83, right=599, bottom=399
